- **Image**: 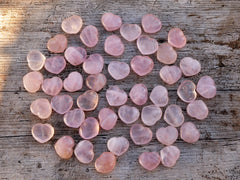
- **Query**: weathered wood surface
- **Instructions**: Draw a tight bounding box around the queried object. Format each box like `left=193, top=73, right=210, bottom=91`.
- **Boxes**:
left=0, top=0, right=240, bottom=179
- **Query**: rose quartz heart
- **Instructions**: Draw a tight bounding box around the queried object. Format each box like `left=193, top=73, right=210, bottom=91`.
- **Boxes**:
left=150, top=85, right=169, bottom=107
left=77, top=90, right=99, bottom=111
left=156, top=126, right=178, bottom=146
left=23, top=71, right=43, bottom=93
left=157, top=43, right=177, bottom=64
left=104, top=35, right=124, bottom=57
left=44, top=56, right=66, bottom=74
left=51, top=95, right=73, bottom=114
left=47, top=34, right=67, bottom=53
left=137, top=35, right=158, bottom=55
left=160, top=145, right=180, bottom=167
left=108, top=61, right=130, bottom=80
left=180, top=57, right=201, bottom=76
left=86, top=73, right=107, bottom=92
left=118, top=105, right=140, bottom=124
left=42, top=77, right=63, bottom=96
left=106, top=86, right=128, bottom=106
left=80, top=25, right=98, bottom=47
left=129, top=84, right=148, bottom=105
left=54, top=136, right=75, bottom=159
left=95, top=152, right=116, bottom=174
left=30, top=98, right=52, bottom=119
left=160, top=65, right=182, bottom=85
left=177, top=80, right=197, bottom=103
left=187, top=100, right=208, bottom=120
left=131, top=55, right=154, bottom=76
left=141, top=105, right=162, bottom=126
left=83, top=54, right=104, bottom=75
left=64, top=46, right=87, bottom=66
left=197, top=76, right=216, bottom=99
left=130, top=124, right=152, bottom=145
left=31, top=123, right=54, bottom=143
left=27, top=50, right=46, bottom=71
left=164, top=105, right=184, bottom=127
left=74, top=140, right=94, bottom=164
left=61, top=15, right=83, bottom=34
left=141, top=14, right=162, bottom=34
left=139, top=152, right=161, bottom=171
left=120, top=24, right=142, bottom=42
left=180, top=122, right=200, bottom=144
left=63, top=108, right=85, bottom=128
left=101, top=12, right=122, bottom=31
left=168, top=28, right=187, bottom=49
left=79, top=117, right=99, bottom=140
left=63, top=71, right=83, bottom=92
left=98, top=108, right=118, bottom=130
left=107, top=136, right=129, bottom=156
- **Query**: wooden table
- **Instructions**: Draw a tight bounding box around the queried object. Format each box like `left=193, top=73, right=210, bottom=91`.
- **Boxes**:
left=0, top=0, right=239, bottom=179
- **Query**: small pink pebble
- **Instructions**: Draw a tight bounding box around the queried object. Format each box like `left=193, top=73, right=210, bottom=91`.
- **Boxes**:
left=77, top=90, right=99, bottom=111
left=156, top=126, right=178, bottom=146
left=63, top=71, right=83, bottom=92
left=83, top=54, right=104, bottom=75
left=63, top=108, right=85, bottom=128
left=160, top=65, right=182, bottom=85
left=51, top=95, right=73, bottom=114
left=139, top=152, right=161, bottom=171
left=86, top=73, right=107, bottom=92
left=23, top=71, right=43, bottom=93
left=130, top=124, right=152, bottom=145
left=64, top=46, right=87, bottom=66
left=31, top=123, right=54, bottom=143
left=61, top=15, right=83, bottom=34
left=95, top=152, right=116, bottom=174
left=98, top=108, right=118, bottom=130
left=108, top=61, right=130, bottom=80
left=79, top=117, right=99, bottom=140
left=160, top=145, right=180, bottom=167
left=157, top=43, right=177, bottom=64
left=44, top=56, right=66, bottom=74
left=137, top=35, right=158, bottom=55
left=177, top=80, right=197, bottom=103
left=47, top=34, right=67, bottom=53
left=150, top=85, right=169, bottom=107
left=197, top=76, right=217, bottom=99
left=168, top=28, right=187, bottom=49
left=101, top=12, right=122, bottom=31
left=54, top=136, right=75, bottom=159
left=42, top=77, right=63, bottom=96
left=129, top=84, right=148, bottom=106
left=141, top=105, right=162, bottom=126
left=130, top=55, right=154, bottom=76
left=164, top=105, right=184, bottom=127
left=104, top=35, right=124, bottom=57
left=80, top=25, right=98, bottom=47
left=27, top=50, right=46, bottom=71
left=106, top=86, right=128, bottom=106
left=180, top=57, right=201, bottom=76
left=30, top=98, right=52, bottom=119
left=180, top=122, right=200, bottom=144
left=74, top=140, right=94, bottom=164
left=107, top=136, right=129, bottom=156
left=118, top=105, right=140, bottom=124
left=120, top=24, right=142, bottom=42
left=141, top=14, right=162, bottom=34
left=187, top=100, right=208, bottom=120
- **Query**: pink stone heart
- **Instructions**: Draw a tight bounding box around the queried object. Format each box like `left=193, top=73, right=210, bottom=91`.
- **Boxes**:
left=83, top=54, right=104, bottom=75
left=42, top=77, right=63, bottom=96
left=27, top=50, right=46, bottom=71
left=187, top=100, right=208, bottom=120
left=168, top=28, right=187, bottom=49
left=77, top=90, right=99, bottom=111
left=197, top=76, right=216, bottom=99
left=79, top=117, right=100, bottom=140
left=61, top=15, right=83, bottom=34
left=31, top=123, right=54, bottom=143
left=139, top=152, right=161, bottom=171
left=108, top=61, right=130, bottom=80
left=63, top=108, right=85, bottom=128
left=30, top=98, right=52, bottom=119
left=159, top=65, right=182, bottom=85
left=44, top=56, right=66, bottom=74
left=101, top=12, right=122, bottom=31
left=86, top=73, right=107, bottom=92
left=160, top=145, right=180, bottom=167
left=177, top=80, right=197, bottom=103
left=180, top=122, right=200, bottom=144
left=106, top=86, right=128, bottom=106
left=118, top=105, right=140, bottom=124
left=47, top=34, right=68, bottom=53
left=180, top=57, right=201, bottom=77
left=141, top=14, right=162, bottom=34
left=157, top=43, right=177, bottom=65
left=104, top=35, right=124, bottom=57
left=137, top=35, right=158, bottom=55
left=51, top=95, right=73, bottom=114
left=156, top=126, right=178, bottom=146
left=107, top=136, right=129, bottom=156
left=98, top=108, right=118, bottom=130
left=130, top=124, right=152, bottom=145
left=164, top=105, right=184, bottom=127
left=74, top=140, right=94, bottom=164
left=129, top=84, right=148, bottom=105
left=80, top=25, right=98, bottom=47
left=150, top=85, right=169, bottom=107
left=141, top=105, right=162, bottom=126
left=54, top=136, right=75, bottom=159
left=63, top=71, right=83, bottom=92
left=23, top=71, right=43, bottom=93
left=64, top=46, right=87, bottom=66
left=120, top=24, right=142, bottom=42
left=130, top=55, right=154, bottom=76
left=95, top=152, right=116, bottom=174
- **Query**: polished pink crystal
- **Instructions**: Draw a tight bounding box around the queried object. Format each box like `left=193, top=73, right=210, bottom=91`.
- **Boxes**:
left=83, top=54, right=104, bottom=75
left=141, top=105, right=162, bottom=126
left=137, top=35, right=158, bottom=55
left=74, top=140, right=94, bottom=164
left=54, top=136, right=75, bottom=159
left=120, top=24, right=142, bottom=42
left=77, top=90, right=99, bottom=111
left=42, top=77, right=63, bottom=96
left=61, top=15, right=83, bottom=34
left=168, top=28, right=187, bottom=49
left=86, top=73, right=107, bottom=92
left=101, top=12, right=122, bottom=31
left=80, top=25, right=98, bottom=47
left=79, top=117, right=99, bottom=140
left=197, top=76, right=216, bottom=99
left=31, top=123, right=54, bottom=143
left=107, top=136, right=129, bottom=156
left=23, top=71, right=43, bottom=93
left=27, top=50, right=46, bottom=71
left=129, top=84, right=148, bottom=105
left=47, top=34, right=67, bottom=53
left=156, top=126, right=178, bottom=146
left=30, top=98, right=52, bottom=119
left=177, top=80, right=197, bottom=103
left=180, top=57, right=201, bottom=76
left=108, top=61, right=130, bottom=80
left=157, top=43, right=177, bottom=64
left=63, top=71, right=83, bottom=92
left=106, top=86, right=128, bottom=106
left=95, top=152, right=116, bottom=174
left=51, top=95, right=73, bottom=114
left=104, top=35, right=124, bottom=57
left=130, top=124, right=152, bottom=145
left=98, top=108, right=117, bottom=130
left=164, top=105, right=184, bottom=127
left=63, top=108, right=85, bottom=128
left=180, top=122, right=200, bottom=143
left=44, top=56, right=66, bottom=74
left=130, top=55, right=154, bottom=76
left=187, top=100, right=208, bottom=120
left=64, top=46, right=87, bottom=66
left=118, top=105, right=140, bottom=124
left=139, top=152, right=161, bottom=171
left=149, top=85, right=169, bottom=107
left=160, top=65, right=182, bottom=85
left=160, top=145, right=180, bottom=167
left=141, top=14, right=162, bottom=34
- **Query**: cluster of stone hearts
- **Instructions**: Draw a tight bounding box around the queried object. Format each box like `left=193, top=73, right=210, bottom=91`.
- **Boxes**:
left=23, top=13, right=217, bottom=173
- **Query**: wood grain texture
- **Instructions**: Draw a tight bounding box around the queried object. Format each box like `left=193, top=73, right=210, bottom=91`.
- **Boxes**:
left=0, top=0, right=240, bottom=179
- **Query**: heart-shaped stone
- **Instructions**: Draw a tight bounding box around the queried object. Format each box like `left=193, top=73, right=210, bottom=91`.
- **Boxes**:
left=106, top=86, right=128, bottom=106
left=79, top=117, right=99, bottom=140
left=177, top=80, right=197, bottom=103
left=23, top=71, right=43, bottom=93
left=180, top=122, right=200, bottom=144
left=77, top=90, right=99, bottom=111
left=86, top=73, right=107, bottom=92
left=54, top=136, right=75, bottom=159
left=118, top=105, right=140, bottom=124
left=129, top=83, right=148, bottom=105
left=27, top=50, right=46, bottom=71
left=156, top=126, right=178, bottom=146
left=137, top=35, right=158, bottom=55
left=31, top=123, right=54, bottom=143
left=187, top=100, right=208, bottom=120
left=130, top=55, right=154, bottom=76
left=108, top=61, right=130, bottom=80
left=160, top=145, right=180, bottom=167
left=51, top=95, right=73, bottom=114
left=74, top=140, right=94, bottom=164
left=83, top=54, right=104, bottom=75
left=180, top=57, right=201, bottom=77
left=141, top=14, right=162, bottom=34
left=80, top=25, right=98, bottom=47
left=98, top=108, right=118, bottom=130
left=64, top=46, right=87, bottom=66
left=30, top=98, right=52, bottom=119
left=107, top=137, right=129, bottom=156
left=130, top=124, right=152, bottom=145
left=141, top=105, right=162, bottom=126
left=197, top=76, right=216, bottom=99
left=63, top=108, right=85, bottom=128
left=164, top=105, right=184, bottom=127
left=47, top=34, right=68, bottom=53
left=63, top=71, right=83, bottom=92
left=104, top=35, right=124, bottom=57
left=150, top=85, right=169, bottom=107
left=168, top=28, right=187, bottom=49
left=95, top=152, right=116, bottom=174
left=42, top=77, right=63, bottom=96
left=139, top=152, right=161, bottom=171
left=61, top=15, right=83, bottom=34
left=157, top=43, right=177, bottom=65
left=159, top=65, right=182, bottom=85
left=120, top=24, right=142, bottom=42
left=101, top=12, right=122, bottom=31
left=44, top=56, right=66, bottom=74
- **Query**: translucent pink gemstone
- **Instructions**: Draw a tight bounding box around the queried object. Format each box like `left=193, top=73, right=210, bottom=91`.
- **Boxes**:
left=47, top=34, right=67, bottom=53
left=104, top=35, right=124, bottom=57
left=137, top=35, right=158, bottom=55
left=108, top=61, right=130, bottom=80
left=27, top=50, right=46, bottom=71
left=61, top=15, right=83, bottom=34
left=44, top=56, right=66, bottom=74
left=164, top=105, right=184, bottom=127
left=106, top=86, right=128, bottom=106
left=30, top=98, right=52, bottom=119
left=141, top=14, right=162, bottom=34
left=118, top=105, right=140, bottom=124
left=63, top=108, right=85, bottom=128
left=180, top=122, right=200, bottom=143
left=77, top=90, right=99, bottom=111
left=86, top=73, right=107, bottom=92
left=63, top=71, right=83, bottom=92
left=130, top=55, right=154, bottom=76
left=79, top=117, right=99, bottom=140
left=51, top=95, right=73, bottom=114
left=157, top=43, right=177, bottom=64
left=149, top=85, right=169, bottom=107
left=54, top=136, right=75, bottom=159
left=187, top=100, right=208, bottom=120
left=180, top=57, right=201, bottom=76
left=95, top=152, right=116, bottom=174
left=101, top=12, right=122, bottom=31
left=168, top=28, right=187, bottom=49
left=98, top=108, right=117, bottom=130
left=83, top=54, right=104, bottom=74
left=120, top=24, right=142, bottom=42
left=80, top=25, right=98, bottom=47
left=160, top=145, right=180, bottom=167
left=177, top=80, right=197, bottom=103
left=64, top=46, right=87, bottom=66
left=156, top=126, right=178, bottom=146
left=107, top=136, right=129, bottom=156
left=74, top=140, right=94, bottom=164
left=42, top=77, right=63, bottom=96
left=197, top=76, right=216, bottom=99
left=23, top=71, right=43, bottom=93
left=130, top=124, right=152, bottom=145
left=31, top=123, right=54, bottom=143
left=141, top=105, right=162, bottom=126
left=129, top=84, right=148, bottom=105
left=160, top=65, right=182, bottom=85
left=139, top=152, right=161, bottom=171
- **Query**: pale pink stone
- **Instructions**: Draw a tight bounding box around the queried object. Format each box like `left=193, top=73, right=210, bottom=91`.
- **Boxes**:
left=160, top=65, right=182, bottom=85
left=106, top=86, right=128, bottom=106
left=156, top=126, right=178, bottom=146
left=47, top=34, right=67, bottom=53
left=120, top=24, right=142, bottom=42
left=141, top=105, right=162, bottom=126
left=104, top=35, right=124, bottom=57
left=80, top=25, right=98, bottom=47
left=27, top=50, right=46, bottom=71
left=42, top=77, right=63, bottom=96
left=129, top=84, right=148, bottom=106
left=74, top=140, right=94, bottom=164
left=168, top=28, right=187, bottom=49
left=180, top=122, right=200, bottom=143
left=31, top=123, right=54, bottom=143
left=118, top=105, right=140, bottom=124
left=44, top=56, right=66, bottom=74
left=141, top=14, right=162, bottom=34
left=137, top=35, right=158, bottom=55
left=64, top=46, right=87, bottom=66
left=130, top=55, right=154, bottom=76
left=63, top=71, right=83, bottom=92
left=130, top=124, right=152, bottom=145
left=187, top=100, right=208, bottom=120
left=101, top=12, right=122, bottom=31
left=108, top=61, right=130, bottom=80
left=98, top=108, right=117, bottom=130
left=95, top=152, right=116, bottom=174
left=77, top=90, right=99, bottom=111
left=83, top=54, right=104, bottom=75
left=79, top=117, right=99, bottom=139
left=177, top=80, right=197, bottom=103
left=180, top=57, right=201, bottom=76
left=30, top=98, right=52, bottom=119
left=63, top=108, right=85, bottom=128
left=86, top=73, right=107, bottom=92
left=164, top=105, right=184, bottom=127
left=54, top=136, right=75, bottom=159
left=139, top=152, right=161, bottom=171
left=149, top=85, right=169, bottom=107
left=23, top=71, right=43, bottom=93
left=197, top=76, right=217, bottom=99
left=61, top=15, right=83, bottom=34
left=51, top=95, right=73, bottom=114
left=107, top=137, right=129, bottom=156
left=157, top=43, right=177, bottom=64
left=160, top=145, right=180, bottom=167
